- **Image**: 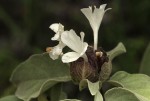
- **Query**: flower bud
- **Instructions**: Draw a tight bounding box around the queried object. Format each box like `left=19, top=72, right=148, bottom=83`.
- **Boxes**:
left=70, top=46, right=111, bottom=84
left=70, top=57, right=99, bottom=84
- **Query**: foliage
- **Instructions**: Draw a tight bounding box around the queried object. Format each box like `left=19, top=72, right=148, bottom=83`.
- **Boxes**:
left=0, top=95, right=22, bottom=101
left=140, top=43, right=150, bottom=75
left=0, top=42, right=150, bottom=101
left=106, top=71, right=150, bottom=101
left=10, top=53, right=71, bottom=101
left=1, top=41, right=147, bottom=101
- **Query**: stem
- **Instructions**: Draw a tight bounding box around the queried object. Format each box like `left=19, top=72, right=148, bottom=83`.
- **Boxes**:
left=94, top=30, right=98, bottom=50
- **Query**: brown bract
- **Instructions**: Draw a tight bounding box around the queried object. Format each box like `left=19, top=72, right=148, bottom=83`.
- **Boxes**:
left=70, top=46, right=110, bottom=84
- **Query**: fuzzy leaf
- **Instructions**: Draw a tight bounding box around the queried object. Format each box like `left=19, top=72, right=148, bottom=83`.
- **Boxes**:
left=37, top=94, right=48, bottom=101
left=140, top=43, right=150, bottom=76
left=94, top=92, right=103, bottom=101
left=10, top=53, right=71, bottom=101
left=108, top=71, right=150, bottom=101
left=79, top=79, right=100, bottom=96
left=60, top=99, right=81, bottom=101
left=107, top=42, right=126, bottom=61
left=50, top=83, right=67, bottom=101
left=99, top=61, right=112, bottom=82
left=0, top=95, right=22, bottom=101
left=105, top=88, right=141, bottom=101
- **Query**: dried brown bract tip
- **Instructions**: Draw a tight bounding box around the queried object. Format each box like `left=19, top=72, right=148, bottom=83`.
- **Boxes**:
left=46, top=47, right=53, bottom=53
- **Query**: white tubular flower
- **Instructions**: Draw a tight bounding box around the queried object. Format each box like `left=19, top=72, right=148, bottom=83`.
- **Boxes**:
left=61, top=29, right=88, bottom=63
left=49, top=42, right=65, bottom=60
left=48, top=23, right=65, bottom=60
left=49, top=23, right=64, bottom=41
left=81, top=4, right=111, bottom=50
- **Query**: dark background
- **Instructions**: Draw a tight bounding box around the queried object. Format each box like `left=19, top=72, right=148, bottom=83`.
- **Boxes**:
left=0, top=0, right=149, bottom=97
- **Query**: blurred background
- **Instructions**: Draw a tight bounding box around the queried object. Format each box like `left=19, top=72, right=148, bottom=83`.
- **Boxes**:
left=0, top=0, right=149, bottom=98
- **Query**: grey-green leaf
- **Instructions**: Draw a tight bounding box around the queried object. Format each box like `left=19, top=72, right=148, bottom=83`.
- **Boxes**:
left=60, top=99, right=81, bottom=101
left=79, top=79, right=100, bottom=96
left=99, top=61, right=112, bottom=82
left=50, top=83, right=67, bottom=101
left=107, top=42, right=126, bottom=61
left=94, top=92, right=103, bottom=101
left=37, top=94, right=48, bottom=101
left=140, top=42, right=150, bottom=76
left=10, top=53, right=71, bottom=101
left=108, top=71, right=150, bottom=101
left=0, top=95, right=22, bottom=101
left=105, top=88, right=140, bottom=101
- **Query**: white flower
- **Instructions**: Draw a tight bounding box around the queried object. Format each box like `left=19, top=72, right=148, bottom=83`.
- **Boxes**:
left=49, top=42, right=65, bottom=60
left=61, top=29, right=88, bottom=63
left=81, top=4, right=111, bottom=50
left=49, top=23, right=65, bottom=60
left=49, top=23, right=64, bottom=41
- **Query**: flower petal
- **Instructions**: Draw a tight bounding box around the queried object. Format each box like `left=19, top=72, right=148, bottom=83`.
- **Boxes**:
left=80, top=42, right=88, bottom=56
left=81, top=4, right=111, bottom=32
left=61, top=29, right=84, bottom=53
left=49, top=42, right=65, bottom=60
left=62, top=52, right=80, bottom=63
left=51, top=33, right=60, bottom=40
left=49, top=23, right=60, bottom=33
left=50, top=23, right=64, bottom=40
left=100, top=4, right=107, bottom=9
left=49, top=51, right=59, bottom=60
left=81, top=4, right=111, bottom=50
left=80, top=32, right=85, bottom=45
left=81, top=7, right=94, bottom=29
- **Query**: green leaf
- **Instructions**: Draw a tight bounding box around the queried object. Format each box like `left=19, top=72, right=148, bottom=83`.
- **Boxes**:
left=107, top=42, right=126, bottom=61
left=94, top=92, right=103, bottom=101
left=108, top=71, right=150, bottom=101
left=0, top=95, right=22, bottom=101
left=140, top=42, right=150, bottom=76
left=60, top=99, right=81, bottom=101
left=79, top=79, right=100, bottom=96
left=37, top=94, right=48, bottom=101
left=50, top=83, right=67, bottom=101
left=10, top=53, right=71, bottom=101
left=105, top=88, right=140, bottom=101
left=99, top=61, right=112, bottom=82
